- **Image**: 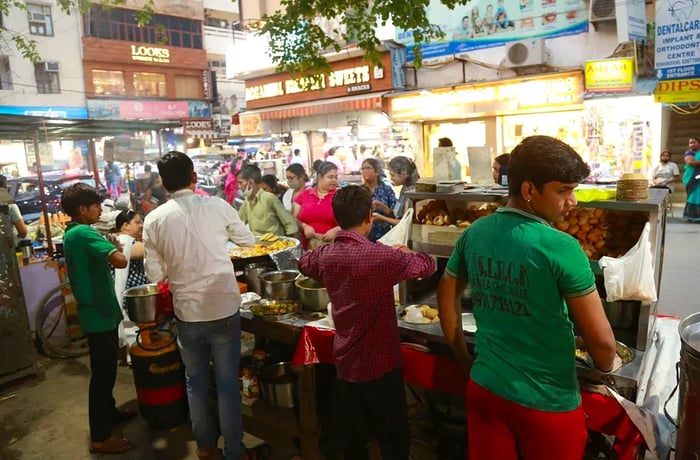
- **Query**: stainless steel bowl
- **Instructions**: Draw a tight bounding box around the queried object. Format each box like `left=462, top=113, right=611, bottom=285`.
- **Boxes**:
left=123, top=283, right=159, bottom=323
left=259, top=361, right=296, bottom=408
left=295, top=277, right=330, bottom=312
left=260, top=270, right=299, bottom=300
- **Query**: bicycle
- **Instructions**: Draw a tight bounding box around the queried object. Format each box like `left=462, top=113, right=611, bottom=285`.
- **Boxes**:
left=35, top=281, right=89, bottom=358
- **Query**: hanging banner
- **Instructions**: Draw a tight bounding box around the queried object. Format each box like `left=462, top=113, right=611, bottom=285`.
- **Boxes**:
left=395, top=0, right=589, bottom=61
left=654, top=0, right=700, bottom=80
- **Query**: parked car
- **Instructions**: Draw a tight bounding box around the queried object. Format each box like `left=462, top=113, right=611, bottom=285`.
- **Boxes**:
left=7, top=173, right=106, bottom=223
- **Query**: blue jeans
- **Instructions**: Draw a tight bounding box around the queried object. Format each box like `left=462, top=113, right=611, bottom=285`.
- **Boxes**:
left=176, top=313, right=243, bottom=459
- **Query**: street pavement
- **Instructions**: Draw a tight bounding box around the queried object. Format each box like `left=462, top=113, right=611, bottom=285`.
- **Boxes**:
left=656, top=215, right=700, bottom=321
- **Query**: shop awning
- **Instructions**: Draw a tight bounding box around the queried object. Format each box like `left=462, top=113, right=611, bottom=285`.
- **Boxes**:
left=186, top=129, right=225, bottom=139
left=247, top=92, right=388, bottom=121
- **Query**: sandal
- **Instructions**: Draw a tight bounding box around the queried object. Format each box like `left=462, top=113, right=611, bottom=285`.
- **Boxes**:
left=89, top=435, right=135, bottom=455
left=112, top=408, right=138, bottom=424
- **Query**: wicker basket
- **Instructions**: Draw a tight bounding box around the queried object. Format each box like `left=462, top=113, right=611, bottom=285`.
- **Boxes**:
left=616, top=173, right=649, bottom=201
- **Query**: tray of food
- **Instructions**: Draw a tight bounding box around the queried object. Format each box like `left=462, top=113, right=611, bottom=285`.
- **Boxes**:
left=228, top=235, right=300, bottom=260
left=399, top=304, right=440, bottom=324
left=574, top=337, right=634, bottom=371
left=248, top=299, right=300, bottom=321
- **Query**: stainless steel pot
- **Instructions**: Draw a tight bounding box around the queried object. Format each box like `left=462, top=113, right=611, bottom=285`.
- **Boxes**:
left=123, top=283, right=159, bottom=323
left=245, top=263, right=274, bottom=295
left=259, top=361, right=296, bottom=408
left=295, top=277, right=330, bottom=312
left=260, top=270, right=299, bottom=300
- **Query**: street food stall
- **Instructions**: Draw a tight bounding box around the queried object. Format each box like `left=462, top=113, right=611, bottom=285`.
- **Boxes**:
left=235, top=185, right=676, bottom=459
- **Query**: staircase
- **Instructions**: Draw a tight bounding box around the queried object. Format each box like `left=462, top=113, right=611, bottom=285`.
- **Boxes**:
left=664, top=109, right=700, bottom=207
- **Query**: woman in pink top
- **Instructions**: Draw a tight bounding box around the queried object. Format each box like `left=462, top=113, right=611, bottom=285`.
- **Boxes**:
left=294, top=161, right=340, bottom=249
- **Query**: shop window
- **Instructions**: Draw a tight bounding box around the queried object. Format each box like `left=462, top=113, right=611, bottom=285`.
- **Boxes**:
left=85, top=6, right=203, bottom=49
left=0, top=56, right=12, bottom=90
left=35, top=62, right=60, bottom=94
left=133, top=72, right=166, bottom=98
left=27, top=3, right=53, bottom=36
left=92, top=70, right=125, bottom=96
left=175, top=75, right=202, bottom=99
left=204, top=17, right=230, bottom=29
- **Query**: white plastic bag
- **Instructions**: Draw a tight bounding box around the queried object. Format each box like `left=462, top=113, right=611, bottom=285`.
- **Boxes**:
left=378, top=208, right=414, bottom=247
left=599, top=222, right=657, bottom=302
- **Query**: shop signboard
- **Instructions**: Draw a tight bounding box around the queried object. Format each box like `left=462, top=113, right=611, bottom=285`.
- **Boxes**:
left=654, top=0, right=700, bottom=80
left=584, top=58, right=635, bottom=93
left=87, top=100, right=211, bottom=120
left=654, top=78, right=700, bottom=102
left=395, top=0, right=589, bottom=61
left=239, top=113, right=264, bottom=136
left=0, top=105, right=87, bottom=119
left=390, top=71, right=583, bottom=121
left=244, top=53, right=394, bottom=110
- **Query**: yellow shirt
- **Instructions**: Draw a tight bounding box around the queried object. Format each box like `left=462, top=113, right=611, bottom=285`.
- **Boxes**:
left=239, top=188, right=298, bottom=236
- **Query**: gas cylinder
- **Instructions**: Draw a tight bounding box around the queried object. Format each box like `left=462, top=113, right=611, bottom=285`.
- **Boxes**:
left=130, top=326, right=188, bottom=429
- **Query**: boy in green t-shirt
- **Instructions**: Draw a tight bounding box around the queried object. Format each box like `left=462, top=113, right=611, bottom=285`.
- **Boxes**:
left=437, top=135, right=617, bottom=460
left=61, top=183, right=135, bottom=455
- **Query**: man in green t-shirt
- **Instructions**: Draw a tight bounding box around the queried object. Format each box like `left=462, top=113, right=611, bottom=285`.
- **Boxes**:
left=61, top=183, right=135, bottom=455
left=437, top=135, right=617, bottom=460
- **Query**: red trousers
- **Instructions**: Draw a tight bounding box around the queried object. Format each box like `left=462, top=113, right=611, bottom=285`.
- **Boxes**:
left=467, top=380, right=588, bottom=460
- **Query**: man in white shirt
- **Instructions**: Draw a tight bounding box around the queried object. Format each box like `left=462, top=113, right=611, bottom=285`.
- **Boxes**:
left=0, top=175, right=27, bottom=247
left=143, top=151, right=255, bottom=460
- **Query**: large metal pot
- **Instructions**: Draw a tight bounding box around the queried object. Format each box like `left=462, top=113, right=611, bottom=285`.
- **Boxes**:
left=260, top=270, right=299, bottom=300
left=676, top=312, right=700, bottom=459
left=295, top=277, right=330, bottom=312
left=123, top=283, right=159, bottom=323
left=245, top=263, right=274, bottom=295
left=259, top=361, right=296, bottom=408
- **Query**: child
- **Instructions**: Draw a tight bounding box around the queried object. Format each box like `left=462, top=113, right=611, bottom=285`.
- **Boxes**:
left=61, top=183, right=135, bottom=455
left=298, top=185, right=436, bottom=459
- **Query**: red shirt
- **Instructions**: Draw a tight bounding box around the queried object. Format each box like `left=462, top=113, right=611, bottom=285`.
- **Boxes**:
left=299, top=231, right=437, bottom=382
left=294, top=188, right=337, bottom=247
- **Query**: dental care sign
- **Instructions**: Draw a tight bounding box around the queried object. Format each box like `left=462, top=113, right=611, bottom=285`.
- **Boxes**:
left=654, top=0, right=700, bottom=80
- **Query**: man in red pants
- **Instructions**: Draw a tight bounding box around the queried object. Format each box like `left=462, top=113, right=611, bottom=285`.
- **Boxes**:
left=438, top=135, right=618, bottom=460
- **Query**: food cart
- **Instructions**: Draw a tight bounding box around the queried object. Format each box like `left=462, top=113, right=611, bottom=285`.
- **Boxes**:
left=235, top=187, right=674, bottom=459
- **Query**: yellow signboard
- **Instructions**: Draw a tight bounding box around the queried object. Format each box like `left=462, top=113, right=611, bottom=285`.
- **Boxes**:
left=654, top=78, right=700, bottom=103
left=584, top=58, right=635, bottom=93
left=240, top=113, right=264, bottom=136
left=390, top=72, right=584, bottom=121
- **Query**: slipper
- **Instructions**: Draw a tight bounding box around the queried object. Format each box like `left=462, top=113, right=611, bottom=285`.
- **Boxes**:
left=112, top=408, right=138, bottom=424
left=89, top=435, right=135, bottom=455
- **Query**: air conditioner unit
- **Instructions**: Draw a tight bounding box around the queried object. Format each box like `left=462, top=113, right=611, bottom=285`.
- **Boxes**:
left=504, top=39, right=546, bottom=67
left=589, top=0, right=616, bottom=22
left=29, top=12, right=45, bottom=22
left=44, top=62, right=59, bottom=72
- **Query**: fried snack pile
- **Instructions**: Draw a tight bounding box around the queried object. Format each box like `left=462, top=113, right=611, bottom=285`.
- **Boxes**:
left=554, top=208, right=647, bottom=259
left=228, top=238, right=296, bottom=259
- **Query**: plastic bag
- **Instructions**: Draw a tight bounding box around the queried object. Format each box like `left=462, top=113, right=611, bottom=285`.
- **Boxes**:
left=599, top=222, right=657, bottom=302
left=378, top=208, right=414, bottom=247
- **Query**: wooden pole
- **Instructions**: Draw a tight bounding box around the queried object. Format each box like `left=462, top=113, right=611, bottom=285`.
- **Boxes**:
left=89, top=139, right=100, bottom=187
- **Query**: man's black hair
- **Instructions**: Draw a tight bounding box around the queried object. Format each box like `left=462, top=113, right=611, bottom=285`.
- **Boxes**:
left=144, top=164, right=152, bottom=172
left=332, top=185, right=371, bottom=230
left=61, top=183, right=103, bottom=218
left=0, top=174, right=6, bottom=188
left=236, top=164, right=262, bottom=183
left=508, top=136, right=590, bottom=198
left=157, top=151, right=194, bottom=192
left=293, top=148, right=300, bottom=155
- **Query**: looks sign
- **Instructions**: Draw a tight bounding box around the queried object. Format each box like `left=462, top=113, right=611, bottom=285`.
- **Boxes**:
left=130, top=45, right=170, bottom=64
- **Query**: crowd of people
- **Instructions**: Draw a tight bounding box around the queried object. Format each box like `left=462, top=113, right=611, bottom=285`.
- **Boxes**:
left=61, top=135, right=695, bottom=459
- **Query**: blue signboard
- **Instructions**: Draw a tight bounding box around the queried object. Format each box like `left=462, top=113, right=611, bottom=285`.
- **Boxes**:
left=655, top=0, right=700, bottom=80
left=0, top=105, right=88, bottom=119
left=395, top=0, right=589, bottom=61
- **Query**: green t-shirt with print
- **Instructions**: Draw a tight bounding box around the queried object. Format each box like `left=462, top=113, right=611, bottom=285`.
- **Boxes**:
left=63, top=222, right=122, bottom=334
left=446, top=207, right=596, bottom=412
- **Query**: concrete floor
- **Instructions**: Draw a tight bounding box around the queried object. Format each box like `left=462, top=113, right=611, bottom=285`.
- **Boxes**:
left=2, top=207, right=698, bottom=460
left=0, top=356, right=299, bottom=460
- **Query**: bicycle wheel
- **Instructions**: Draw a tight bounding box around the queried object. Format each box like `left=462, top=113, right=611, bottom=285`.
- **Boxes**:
left=35, top=282, right=89, bottom=358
